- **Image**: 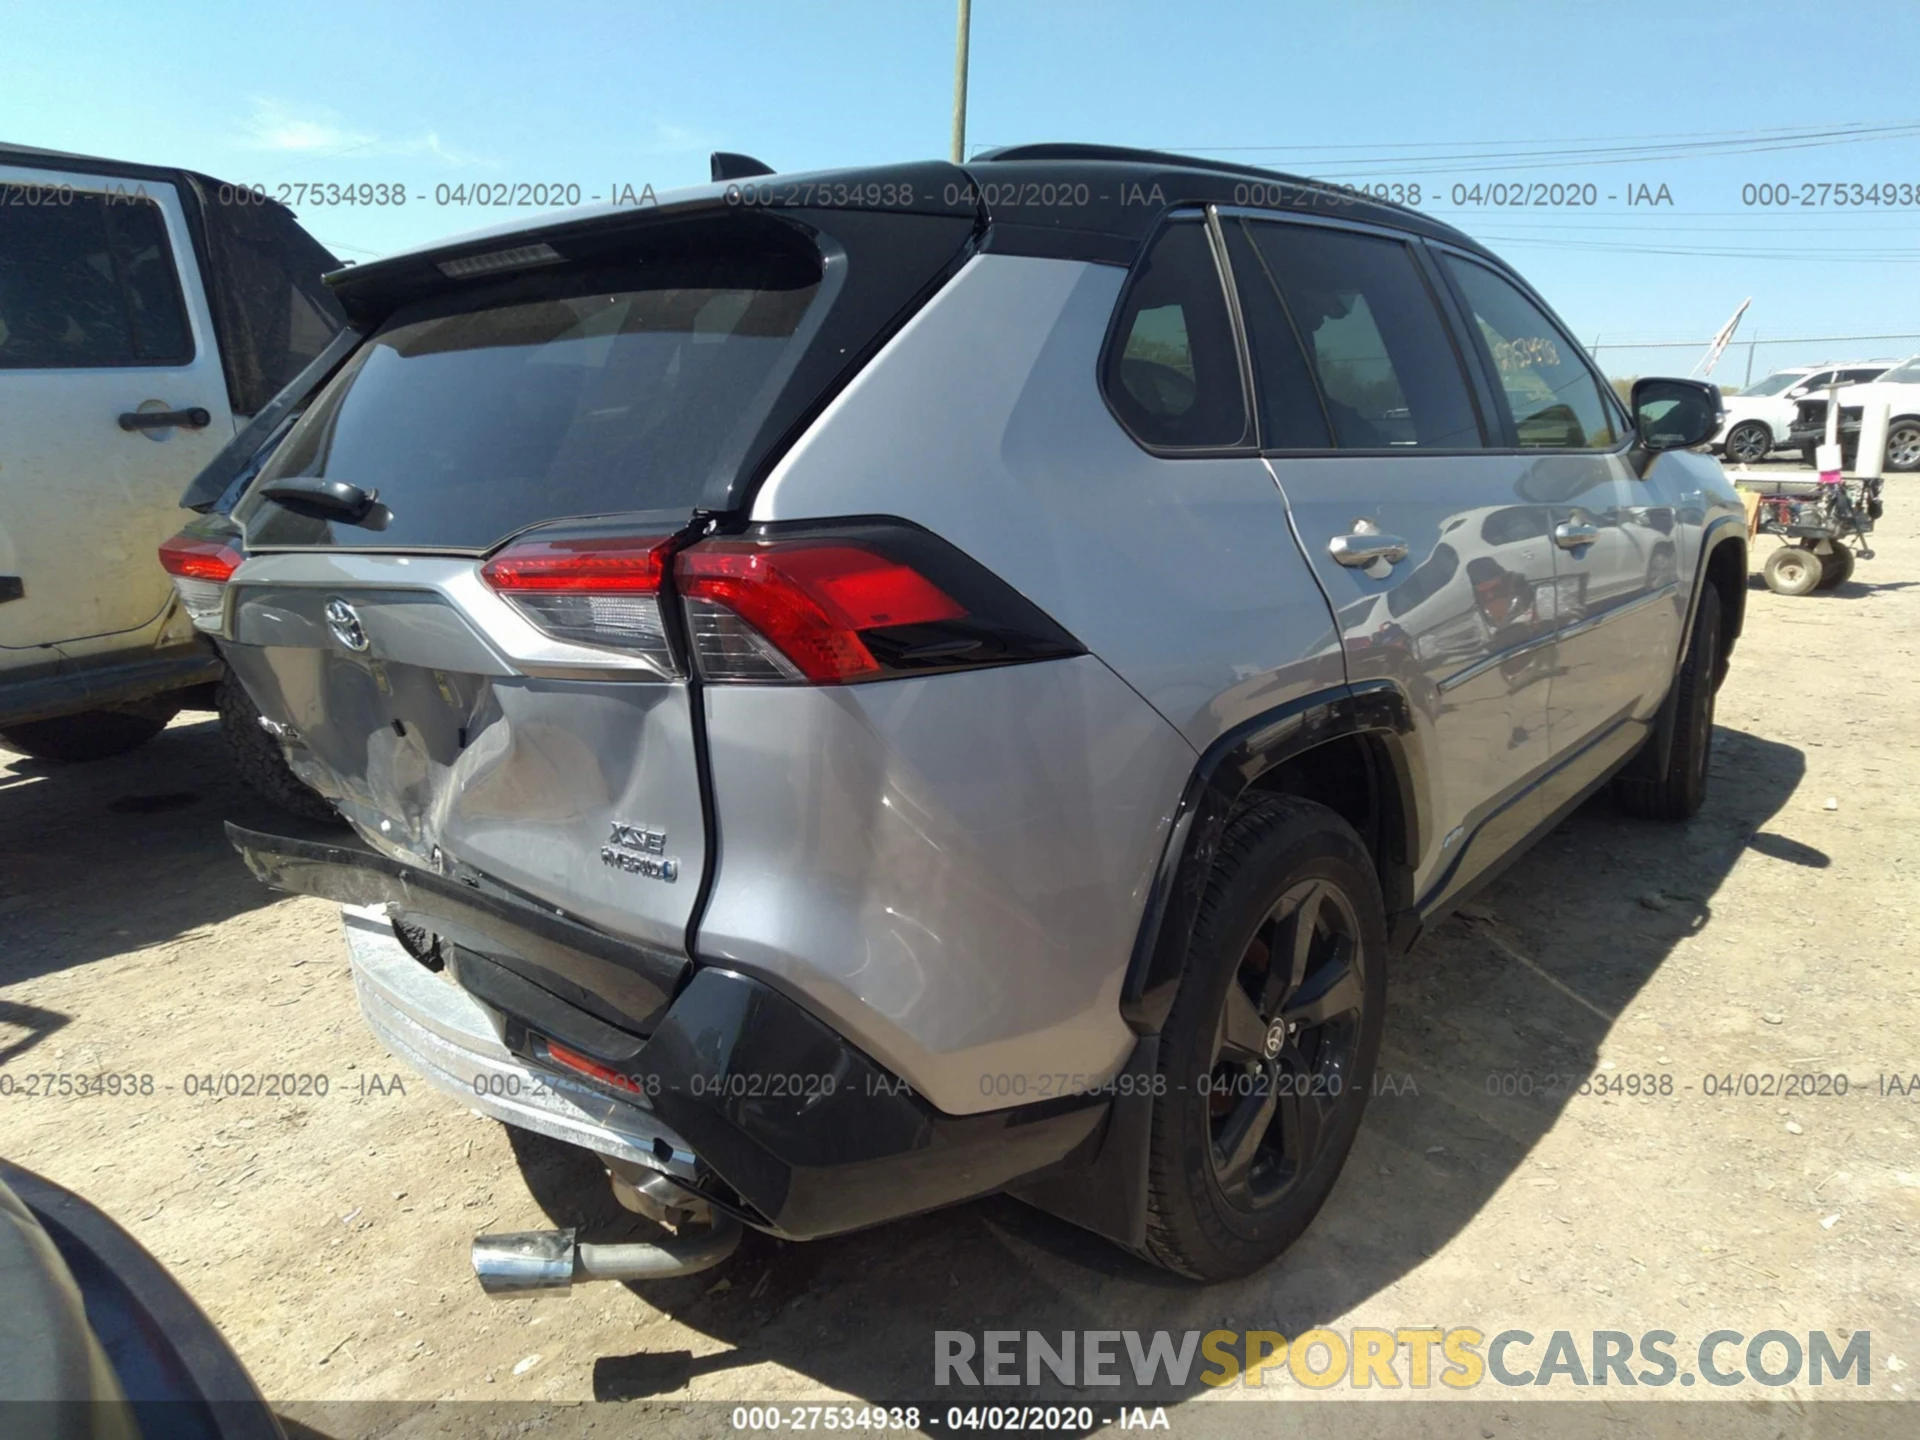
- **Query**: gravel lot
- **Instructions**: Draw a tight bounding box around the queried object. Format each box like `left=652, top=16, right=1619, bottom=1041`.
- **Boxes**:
left=3, top=471, right=1916, bottom=1436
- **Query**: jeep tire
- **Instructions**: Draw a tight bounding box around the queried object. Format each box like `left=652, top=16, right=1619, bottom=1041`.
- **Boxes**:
left=218, top=674, right=340, bottom=823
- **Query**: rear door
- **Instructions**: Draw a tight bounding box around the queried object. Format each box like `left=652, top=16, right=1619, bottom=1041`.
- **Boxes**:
left=1435, top=251, right=1681, bottom=757
left=215, top=208, right=974, bottom=1011
left=0, top=165, right=234, bottom=657
left=1226, top=213, right=1556, bottom=906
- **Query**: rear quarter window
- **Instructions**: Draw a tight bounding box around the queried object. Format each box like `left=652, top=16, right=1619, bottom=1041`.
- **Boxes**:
left=1101, top=220, right=1249, bottom=450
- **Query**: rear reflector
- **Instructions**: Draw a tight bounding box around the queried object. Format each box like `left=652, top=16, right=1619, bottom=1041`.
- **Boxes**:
left=677, top=541, right=965, bottom=684
left=540, top=1038, right=646, bottom=1096
left=480, top=535, right=675, bottom=674
left=158, top=533, right=244, bottom=632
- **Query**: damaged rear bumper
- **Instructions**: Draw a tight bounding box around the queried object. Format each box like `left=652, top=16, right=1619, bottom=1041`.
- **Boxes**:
left=229, top=824, right=1112, bottom=1241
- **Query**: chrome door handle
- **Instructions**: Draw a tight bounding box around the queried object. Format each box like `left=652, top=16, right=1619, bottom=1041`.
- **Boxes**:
left=1553, top=521, right=1599, bottom=549
left=1328, top=531, right=1410, bottom=567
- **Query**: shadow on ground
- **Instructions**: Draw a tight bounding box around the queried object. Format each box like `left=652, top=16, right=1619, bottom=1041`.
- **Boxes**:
left=0, top=715, right=336, bottom=998
left=495, top=724, right=1808, bottom=1408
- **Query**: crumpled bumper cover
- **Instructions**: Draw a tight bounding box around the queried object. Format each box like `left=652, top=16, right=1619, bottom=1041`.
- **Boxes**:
left=230, top=824, right=1111, bottom=1241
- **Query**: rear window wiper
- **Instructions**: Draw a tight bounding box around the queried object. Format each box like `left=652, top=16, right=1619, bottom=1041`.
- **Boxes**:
left=259, top=476, right=382, bottom=526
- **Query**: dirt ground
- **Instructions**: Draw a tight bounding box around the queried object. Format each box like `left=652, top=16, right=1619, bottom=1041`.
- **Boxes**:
left=3, top=468, right=1917, bottom=1436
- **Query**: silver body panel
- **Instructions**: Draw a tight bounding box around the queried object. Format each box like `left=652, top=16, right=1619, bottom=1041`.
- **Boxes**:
left=220, top=554, right=705, bottom=958
left=340, top=905, right=696, bottom=1178
left=696, top=654, right=1194, bottom=1116
left=753, top=254, right=1348, bottom=752
left=1272, top=454, right=1557, bottom=897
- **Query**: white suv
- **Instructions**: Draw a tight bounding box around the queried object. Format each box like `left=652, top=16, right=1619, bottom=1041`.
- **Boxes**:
left=1786, top=355, right=1920, bottom=472
left=1715, top=361, right=1894, bottom=464
left=0, top=144, right=343, bottom=767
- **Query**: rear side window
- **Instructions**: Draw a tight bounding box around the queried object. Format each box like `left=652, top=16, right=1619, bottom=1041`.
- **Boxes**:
left=1242, top=221, right=1482, bottom=450
left=247, top=251, right=822, bottom=550
left=1223, top=221, right=1331, bottom=449
left=0, top=192, right=192, bottom=368
left=1443, top=256, right=1617, bottom=449
left=1102, top=220, right=1248, bottom=449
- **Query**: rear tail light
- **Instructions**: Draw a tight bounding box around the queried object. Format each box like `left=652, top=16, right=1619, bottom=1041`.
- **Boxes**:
left=158, top=532, right=243, bottom=632
left=677, top=523, right=1083, bottom=685
left=480, top=535, right=676, bottom=675
left=480, top=520, right=1082, bottom=686
left=678, top=542, right=965, bottom=683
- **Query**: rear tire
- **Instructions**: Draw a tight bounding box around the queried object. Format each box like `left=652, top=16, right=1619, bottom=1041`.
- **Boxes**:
left=0, top=703, right=177, bottom=762
left=218, top=674, right=341, bottom=823
left=1814, top=545, right=1854, bottom=590
left=1615, top=585, right=1720, bottom=821
left=1138, top=794, right=1386, bottom=1281
left=1763, top=545, right=1821, bottom=596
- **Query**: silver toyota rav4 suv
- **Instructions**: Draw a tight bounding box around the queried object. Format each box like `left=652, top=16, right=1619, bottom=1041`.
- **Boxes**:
left=190, top=145, right=1746, bottom=1284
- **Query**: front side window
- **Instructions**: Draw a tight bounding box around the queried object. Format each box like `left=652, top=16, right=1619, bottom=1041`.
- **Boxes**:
left=0, top=191, right=191, bottom=369
left=1242, top=222, right=1483, bottom=449
left=1444, top=256, right=1617, bottom=449
left=1102, top=220, right=1248, bottom=449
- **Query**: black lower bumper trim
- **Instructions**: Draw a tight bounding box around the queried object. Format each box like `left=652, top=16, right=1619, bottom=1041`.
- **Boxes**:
left=228, top=824, right=1113, bottom=1241
left=634, top=967, right=1110, bottom=1240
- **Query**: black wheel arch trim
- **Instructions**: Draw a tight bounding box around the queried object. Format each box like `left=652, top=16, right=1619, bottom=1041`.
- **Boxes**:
left=1119, top=680, right=1422, bottom=1037
left=1682, top=513, right=1748, bottom=674
left=1631, top=513, right=1744, bottom=798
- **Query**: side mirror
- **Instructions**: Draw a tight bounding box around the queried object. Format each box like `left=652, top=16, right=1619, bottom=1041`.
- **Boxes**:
left=1632, top=377, right=1723, bottom=452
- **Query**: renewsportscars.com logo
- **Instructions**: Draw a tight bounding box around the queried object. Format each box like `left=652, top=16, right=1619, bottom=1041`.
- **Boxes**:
left=934, top=1328, right=1872, bottom=1390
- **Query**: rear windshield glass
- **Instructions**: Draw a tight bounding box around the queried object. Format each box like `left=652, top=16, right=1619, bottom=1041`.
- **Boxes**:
left=245, top=252, right=822, bottom=550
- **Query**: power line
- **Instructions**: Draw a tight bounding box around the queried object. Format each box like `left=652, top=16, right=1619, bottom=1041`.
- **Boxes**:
left=1146, top=119, right=1920, bottom=155
left=989, top=121, right=1920, bottom=178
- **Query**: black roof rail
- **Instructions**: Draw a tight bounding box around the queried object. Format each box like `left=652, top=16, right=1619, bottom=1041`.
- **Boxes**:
left=970, top=142, right=1314, bottom=188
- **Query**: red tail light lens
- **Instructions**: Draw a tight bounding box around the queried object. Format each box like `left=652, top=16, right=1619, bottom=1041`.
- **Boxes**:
left=677, top=542, right=965, bottom=684
left=481, top=521, right=1082, bottom=686
left=480, top=535, right=676, bottom=673
left=158, top=532, right=244, bottom=632
left=479, top=536, right=670, bottom=593
left=674, top=523, right=1083, bottom=686
left=158, top=534, right=243, bottom=582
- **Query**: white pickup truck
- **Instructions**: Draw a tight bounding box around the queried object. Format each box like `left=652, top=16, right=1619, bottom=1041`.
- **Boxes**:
left=0, top=143, right=345, bottom=799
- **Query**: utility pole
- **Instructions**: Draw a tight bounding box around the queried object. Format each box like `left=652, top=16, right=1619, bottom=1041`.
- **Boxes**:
left=951, top=0, right=971, bottom=163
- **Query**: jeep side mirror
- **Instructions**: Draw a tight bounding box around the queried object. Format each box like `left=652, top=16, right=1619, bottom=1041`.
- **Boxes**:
left=1632, top=378, right=1723, bottom=451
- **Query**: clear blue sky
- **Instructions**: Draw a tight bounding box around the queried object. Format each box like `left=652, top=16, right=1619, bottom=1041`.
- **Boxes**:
left=7, top=0, right=1919, bottom=384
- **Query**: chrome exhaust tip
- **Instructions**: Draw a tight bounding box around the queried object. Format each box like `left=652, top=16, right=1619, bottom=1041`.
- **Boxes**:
left=471, top=1215, right=742, bottom=1295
